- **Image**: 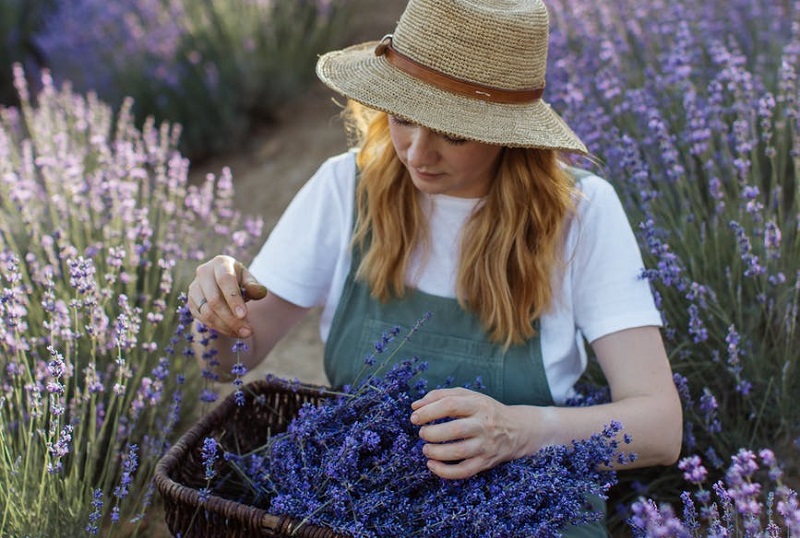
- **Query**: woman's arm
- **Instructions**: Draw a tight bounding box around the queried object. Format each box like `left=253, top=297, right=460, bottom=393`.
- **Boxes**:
left=410, top=325, right=682, bottom=479
left=188, top=255, right=310, bottom=377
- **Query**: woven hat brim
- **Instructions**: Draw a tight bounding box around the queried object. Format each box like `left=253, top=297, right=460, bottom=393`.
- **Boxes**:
left=316, top=42, right=587, bottom=154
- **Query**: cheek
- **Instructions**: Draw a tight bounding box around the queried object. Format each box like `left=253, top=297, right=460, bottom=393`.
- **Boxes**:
left=388, top=126, right=408, bottom=158
left=472, top=149, right=503, bottom=176
left=457, top=152, right=499, bottom=177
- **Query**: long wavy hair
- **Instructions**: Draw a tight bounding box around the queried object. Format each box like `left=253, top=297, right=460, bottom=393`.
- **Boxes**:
left=347, top=102, right=577, bottom=348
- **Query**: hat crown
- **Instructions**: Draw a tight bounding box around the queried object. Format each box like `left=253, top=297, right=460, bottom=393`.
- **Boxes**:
left=392, top=0, right=549, bottom=91
left=314, top=0, right=587, bottom=153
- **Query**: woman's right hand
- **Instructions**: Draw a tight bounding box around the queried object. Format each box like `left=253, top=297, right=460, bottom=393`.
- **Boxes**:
left=188, top=255, right=268, bottom=338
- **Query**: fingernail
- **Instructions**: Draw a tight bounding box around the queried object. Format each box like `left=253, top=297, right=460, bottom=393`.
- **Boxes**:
left=235, top=306, right=246, bottom=318
left=410, top=413, right=418, bottom=424
left=238, top=327, right=252, bottom=338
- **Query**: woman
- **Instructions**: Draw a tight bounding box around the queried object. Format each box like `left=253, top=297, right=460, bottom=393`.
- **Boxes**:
left=189, top=0, right=682, bottom=532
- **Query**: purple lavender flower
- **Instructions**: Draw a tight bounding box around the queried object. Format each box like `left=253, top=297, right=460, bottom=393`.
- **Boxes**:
left=687, top=304, right=708, bottom=343
left=363, top=325, right=401, bottom=366
left=776, top=488, right=800, bottom=535
left=201, top=437, right=219, bottom=481
left=679, top=491, right=700, bottom=532
left=629, top=498, right=690, bottom=537
left=47, top=424, right=74, bottom=474
left=698, top=388, right=722, bottom=434
left=228, top=340, right=250, bottom=405
left=230, top=340, right=249, bottom=354
left=678, top=455, right=708, bottom=485
left=566, top=383, right=611, bottom=407
left=630, top=449, right=800, bottom=536
left=85, top=489, right=104, bottom=534
left=199, top=389, right=219, bottom=404
left=113, top=444, right=139, bottom=500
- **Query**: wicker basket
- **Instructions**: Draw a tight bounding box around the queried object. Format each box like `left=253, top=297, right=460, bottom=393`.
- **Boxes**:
left=154, top=378, right=349, bottom=538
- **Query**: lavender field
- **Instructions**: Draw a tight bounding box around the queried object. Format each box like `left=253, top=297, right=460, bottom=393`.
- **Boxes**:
left=0, top=0, right=798, bottom=535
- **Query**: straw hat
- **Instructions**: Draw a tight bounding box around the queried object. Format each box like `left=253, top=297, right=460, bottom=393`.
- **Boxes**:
left=316, top=0, right=587, bottom=154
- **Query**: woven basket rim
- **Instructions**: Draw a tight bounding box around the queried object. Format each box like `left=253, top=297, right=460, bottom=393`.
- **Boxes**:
left=154, top=377, right=349, bottom=537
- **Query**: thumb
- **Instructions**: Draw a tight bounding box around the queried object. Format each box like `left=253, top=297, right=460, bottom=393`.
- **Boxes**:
left=235, top=262, right=268, bottom=301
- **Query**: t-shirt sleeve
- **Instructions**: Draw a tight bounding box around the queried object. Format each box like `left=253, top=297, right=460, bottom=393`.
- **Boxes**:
left=248, top=153, right=355, bottom=308
left=570, top=175, right=663, bottom=343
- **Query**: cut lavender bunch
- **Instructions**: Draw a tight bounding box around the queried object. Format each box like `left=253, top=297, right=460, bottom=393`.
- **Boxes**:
left=223, top=356, right=628, bottom=538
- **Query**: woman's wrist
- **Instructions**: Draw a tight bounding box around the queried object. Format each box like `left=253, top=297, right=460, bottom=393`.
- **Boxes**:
left=508, top=404, right=558, bottom=460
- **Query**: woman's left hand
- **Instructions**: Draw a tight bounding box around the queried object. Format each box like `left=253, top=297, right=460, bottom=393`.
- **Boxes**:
left=409, top=327, right=682, bottom=480
left=410, top=387, right=535, bottom=479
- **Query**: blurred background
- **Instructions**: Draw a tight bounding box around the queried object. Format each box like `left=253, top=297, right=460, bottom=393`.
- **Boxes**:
left=0, top=0, right=402, bottom=161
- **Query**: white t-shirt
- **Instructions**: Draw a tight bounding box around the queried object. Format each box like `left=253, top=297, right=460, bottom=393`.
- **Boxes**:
left=250, top=151, right=662, bottom=403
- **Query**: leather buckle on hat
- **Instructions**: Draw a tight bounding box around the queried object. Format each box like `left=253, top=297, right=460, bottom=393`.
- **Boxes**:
left=374, top=35, right=543, bottom=104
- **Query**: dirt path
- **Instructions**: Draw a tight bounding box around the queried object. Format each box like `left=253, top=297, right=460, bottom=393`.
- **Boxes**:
left=192, top=0, right=408, bottom=388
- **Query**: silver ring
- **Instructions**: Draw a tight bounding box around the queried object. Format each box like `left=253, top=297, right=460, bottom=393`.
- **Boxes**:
left=197, top=297, right=208, bottom=312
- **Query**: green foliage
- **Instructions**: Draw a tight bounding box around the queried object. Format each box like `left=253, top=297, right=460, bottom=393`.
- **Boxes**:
left=30, top=0, right=352, bottom=161
left=114, top=0, right=351, bottom=160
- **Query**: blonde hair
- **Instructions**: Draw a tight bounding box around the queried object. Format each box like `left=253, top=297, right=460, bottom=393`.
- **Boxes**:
left=348, top=102, right=576, bottom=348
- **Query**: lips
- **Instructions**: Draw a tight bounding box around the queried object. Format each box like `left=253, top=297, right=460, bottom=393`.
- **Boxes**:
left=413, top=168, right=443, bottom=180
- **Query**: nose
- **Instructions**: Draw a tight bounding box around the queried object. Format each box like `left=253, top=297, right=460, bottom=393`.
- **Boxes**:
left=406, top=127, right=438, bottom=168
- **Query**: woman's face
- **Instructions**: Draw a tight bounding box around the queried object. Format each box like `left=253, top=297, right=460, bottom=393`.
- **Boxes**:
left=388, top=116, right=503, bottom=198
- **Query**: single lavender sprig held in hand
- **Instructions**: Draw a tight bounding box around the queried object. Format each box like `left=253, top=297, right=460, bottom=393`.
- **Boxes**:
left=231, top=339, right=249, bottom=406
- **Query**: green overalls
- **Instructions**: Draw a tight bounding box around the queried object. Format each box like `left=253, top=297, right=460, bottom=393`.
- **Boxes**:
left=323, top=177, right=607, bottom=537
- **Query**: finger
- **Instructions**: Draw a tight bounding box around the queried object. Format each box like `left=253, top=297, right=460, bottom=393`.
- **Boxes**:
left=213, top=258, right=249, bottom=320
left=194, top=278, right=236, bottom=335
left=426, top=455, right=486, bottom=480
left=195, top=296, right=210, bottom=316
left=187, top=281, right=204, bottom=318
left=422, top=437, right=482, bottom=463
left=410, top=390, right=477, bottom=426
left=411, top=387, right=469, bottom=410
left=190, top=256, right=252, bottom=338
left=238, top=263, right=268, bottom=301
left=188, top=281, right=215, bottom=322
left=418, top=418, right=474, bottom=444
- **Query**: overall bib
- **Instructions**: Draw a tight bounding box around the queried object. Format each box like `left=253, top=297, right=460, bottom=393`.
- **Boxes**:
left=323, top=177, right=607, bottom=537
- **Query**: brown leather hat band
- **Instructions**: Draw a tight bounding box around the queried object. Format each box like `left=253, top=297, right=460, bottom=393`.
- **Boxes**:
left=374, top=35, right=543, bottom=104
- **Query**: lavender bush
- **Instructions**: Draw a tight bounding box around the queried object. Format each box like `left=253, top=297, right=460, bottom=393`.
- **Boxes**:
left=31, top=0, right=350, bottom=159
left=545, top=0, right=800, bottom=530
left=0, top=66, right=263, bottom=536
left=629, top=449, right=800, bottom=536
